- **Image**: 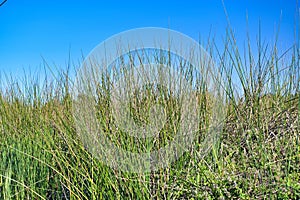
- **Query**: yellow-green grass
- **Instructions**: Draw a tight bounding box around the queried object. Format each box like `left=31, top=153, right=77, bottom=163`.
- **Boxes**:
left=0, top=27, right=299, bottom=199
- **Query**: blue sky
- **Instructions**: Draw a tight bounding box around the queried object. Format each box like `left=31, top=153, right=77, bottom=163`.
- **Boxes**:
left=0, top=0, right=298, bottom=77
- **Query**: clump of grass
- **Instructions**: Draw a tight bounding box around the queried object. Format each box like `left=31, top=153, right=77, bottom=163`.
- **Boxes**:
left=0, top=20, right=299, bottom=199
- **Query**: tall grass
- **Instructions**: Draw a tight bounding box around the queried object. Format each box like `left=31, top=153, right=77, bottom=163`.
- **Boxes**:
left=0, top=24, right=299, bottom=199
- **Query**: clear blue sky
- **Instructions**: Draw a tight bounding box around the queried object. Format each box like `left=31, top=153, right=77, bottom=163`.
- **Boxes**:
left=0, top=0, right=298, bottom=76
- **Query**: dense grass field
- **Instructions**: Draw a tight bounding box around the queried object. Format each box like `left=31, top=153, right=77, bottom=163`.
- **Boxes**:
left=0, top=26, right=299, bottom=199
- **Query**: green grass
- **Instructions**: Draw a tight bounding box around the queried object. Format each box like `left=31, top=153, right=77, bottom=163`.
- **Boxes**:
left=0, top=24, right=299, bottom=199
